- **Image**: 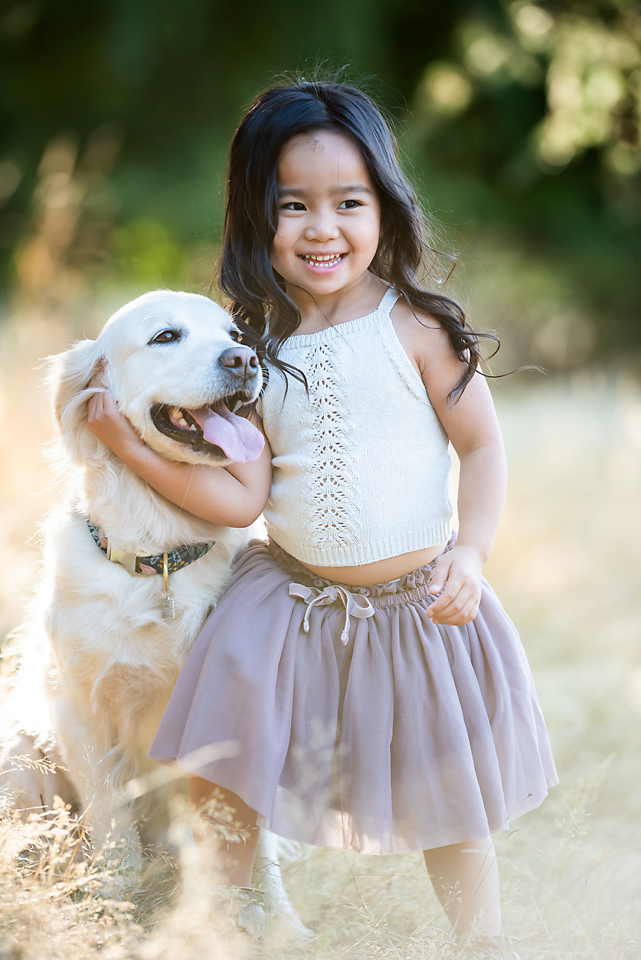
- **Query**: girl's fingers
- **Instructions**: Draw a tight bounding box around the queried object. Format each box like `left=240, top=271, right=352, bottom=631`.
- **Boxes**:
left=428, top=557, right=452, bottom=596
left=431, top=592, right=480, bottom=625
left=429, top=589, right=466, bottom=620
left=86, top=390, right=134, bottom=449
left=88, top=388, right=109, bottom=409
left=87, top=392, right=102, bottom=424
left=102, top=390, right=119, bottom=414
left=426, top=562, right=455, bottom=615
left=432, top=603, right=473, bottom=626
left=87, top=390, right=117, bottom=424
left=426, top=583, right=465, bottom=619
left=454, top=597, right=479, bottom=625
left=427, top=548, right=483, bottom=622
left=427, top=580, right=481, bottom=621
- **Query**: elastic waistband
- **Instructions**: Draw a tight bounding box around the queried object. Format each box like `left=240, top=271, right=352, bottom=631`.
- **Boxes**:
left=268, top=536, right=456, bottom=609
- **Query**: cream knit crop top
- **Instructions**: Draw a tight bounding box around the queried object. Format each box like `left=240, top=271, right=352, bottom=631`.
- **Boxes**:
left=258, top=287, right=453, bottom=566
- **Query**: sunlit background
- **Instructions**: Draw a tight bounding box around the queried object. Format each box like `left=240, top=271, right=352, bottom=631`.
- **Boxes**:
left=0, top=1, right=640, bottom=957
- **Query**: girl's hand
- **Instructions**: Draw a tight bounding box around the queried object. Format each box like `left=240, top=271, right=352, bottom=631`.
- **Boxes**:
left=87, top=390, right=145, bottom=458
left=425, top=545, right=483, bottom=626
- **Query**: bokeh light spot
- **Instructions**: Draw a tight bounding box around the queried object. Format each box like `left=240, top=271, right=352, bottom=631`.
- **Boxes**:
left=515, top=4, right=554, bottom=41
left=0, top=160, right=21, bottom=205
left=465, top=35, right=509, bottom=76
left=585, top=65, right=626, bottom=109
left=533, top=311, right=597, bottom=367
left=605, top=142, right=641, bottom=176
left=420, top=63, right=473, bottom=114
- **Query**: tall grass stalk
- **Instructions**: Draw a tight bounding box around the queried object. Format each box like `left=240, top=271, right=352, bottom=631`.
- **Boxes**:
left=1, top=307, right=640, bottom=957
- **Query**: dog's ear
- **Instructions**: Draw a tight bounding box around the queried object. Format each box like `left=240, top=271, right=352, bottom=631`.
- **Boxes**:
left=47, top=338, right=110, bottom=464
left=48, top=338, right=107, bottom=425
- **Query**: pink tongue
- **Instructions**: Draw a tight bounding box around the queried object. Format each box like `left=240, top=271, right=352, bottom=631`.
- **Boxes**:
left=187, top=406, right=265, bottom=463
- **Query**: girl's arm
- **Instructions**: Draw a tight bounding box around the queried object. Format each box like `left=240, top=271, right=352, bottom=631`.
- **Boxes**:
left=407, top=318, right=507, bottom=626
left=87, top=391, right=271, bottom=527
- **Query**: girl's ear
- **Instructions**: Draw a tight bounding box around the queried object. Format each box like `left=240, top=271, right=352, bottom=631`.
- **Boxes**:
left=46, top=338, right=110, bottom=463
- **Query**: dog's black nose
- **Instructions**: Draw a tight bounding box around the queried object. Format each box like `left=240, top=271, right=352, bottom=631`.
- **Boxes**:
left=219, top=346, right=259, bottom=381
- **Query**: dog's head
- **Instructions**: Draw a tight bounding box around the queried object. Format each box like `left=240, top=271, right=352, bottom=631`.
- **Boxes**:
left=50, top=291, right=264, bottom=467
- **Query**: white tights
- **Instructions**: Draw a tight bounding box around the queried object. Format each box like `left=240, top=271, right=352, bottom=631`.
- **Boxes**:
left=189, top=777, right=501, bottom=937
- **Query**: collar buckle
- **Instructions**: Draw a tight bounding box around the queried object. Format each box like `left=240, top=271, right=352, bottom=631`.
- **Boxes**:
left=107, top=544, right=144, bottom=576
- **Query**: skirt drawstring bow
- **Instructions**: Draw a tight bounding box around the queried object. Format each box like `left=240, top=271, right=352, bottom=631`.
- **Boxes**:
left=288, top=582, right=375, bottom=644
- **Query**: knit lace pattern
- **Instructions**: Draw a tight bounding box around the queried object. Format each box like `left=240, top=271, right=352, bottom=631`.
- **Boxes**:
left=258, top=287, right=453, bottom=566
left=304, top=340, right=359, bottom=548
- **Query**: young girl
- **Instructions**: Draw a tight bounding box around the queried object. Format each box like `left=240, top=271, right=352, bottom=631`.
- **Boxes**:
left=88, top=81, right=557, bottom=950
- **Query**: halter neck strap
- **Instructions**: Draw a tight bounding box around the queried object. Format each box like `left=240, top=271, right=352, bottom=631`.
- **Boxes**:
left=377, top=286, right=401, bottom=319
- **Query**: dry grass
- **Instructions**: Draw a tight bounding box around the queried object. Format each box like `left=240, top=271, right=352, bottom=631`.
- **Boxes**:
left=0, top=307, right=640, bottom=958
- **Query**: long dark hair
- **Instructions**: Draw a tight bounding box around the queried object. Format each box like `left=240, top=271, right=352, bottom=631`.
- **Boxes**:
left=217, top=80, right=497, bottom=402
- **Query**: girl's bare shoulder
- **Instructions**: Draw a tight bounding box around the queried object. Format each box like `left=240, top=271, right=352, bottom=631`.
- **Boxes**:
left=390, top=297, right=460, bottom=378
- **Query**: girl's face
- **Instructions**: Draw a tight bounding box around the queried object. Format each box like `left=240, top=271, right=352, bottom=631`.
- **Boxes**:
left=271, top=130, right=382, bottom=303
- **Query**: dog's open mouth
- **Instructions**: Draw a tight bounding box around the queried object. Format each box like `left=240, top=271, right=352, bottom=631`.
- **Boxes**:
left=150, top=396, right=264, bottom=463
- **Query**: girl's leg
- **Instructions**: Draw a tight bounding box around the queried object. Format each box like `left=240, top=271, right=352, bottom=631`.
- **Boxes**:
left=423, top=837, right=501, bottom=937
left=189, top=775, right=260, bottom=887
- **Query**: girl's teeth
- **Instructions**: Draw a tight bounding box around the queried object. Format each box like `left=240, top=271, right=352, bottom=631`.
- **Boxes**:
left=304, top=254, right=343, bottom=264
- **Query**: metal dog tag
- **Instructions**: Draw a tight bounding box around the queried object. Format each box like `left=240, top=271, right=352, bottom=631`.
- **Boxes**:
left=161, top=552, right=176, bottom=619
left=161, top=594, right=176, bottom=619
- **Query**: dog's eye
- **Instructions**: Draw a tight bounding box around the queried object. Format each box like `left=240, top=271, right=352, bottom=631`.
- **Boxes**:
left=229, top=329, right=242, bottom=343
left=150, top=329, right=181, bottom=345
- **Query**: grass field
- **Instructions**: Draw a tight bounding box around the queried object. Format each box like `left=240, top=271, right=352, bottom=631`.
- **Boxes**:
left=0, top=309, right=639, bottom=959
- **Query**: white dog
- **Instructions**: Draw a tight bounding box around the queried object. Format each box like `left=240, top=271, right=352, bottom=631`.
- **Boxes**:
left=0, top=291, right=305, bottom=928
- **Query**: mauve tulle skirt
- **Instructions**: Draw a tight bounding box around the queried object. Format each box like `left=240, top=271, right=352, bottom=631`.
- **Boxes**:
left=149, top=538, right=558, bottom=854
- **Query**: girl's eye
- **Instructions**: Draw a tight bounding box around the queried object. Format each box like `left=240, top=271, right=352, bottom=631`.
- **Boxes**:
left=339, top=199, right=363, bottom=210
left=150, top=329, right=182, bottom=345
left=281, top=201, right=306, bottom=211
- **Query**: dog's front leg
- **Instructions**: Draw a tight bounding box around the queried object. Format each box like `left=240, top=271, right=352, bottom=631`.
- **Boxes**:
left=73, top=757, right=145, bottom=893
left=49, top=705, right=144, bottom=892
left=82, top=778, right=144, bottom=878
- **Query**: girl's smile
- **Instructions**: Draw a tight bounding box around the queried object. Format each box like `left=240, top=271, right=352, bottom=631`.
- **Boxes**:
left=271, top=129, right=382, bottom=313
left=299, top=252, right=346, bottom=271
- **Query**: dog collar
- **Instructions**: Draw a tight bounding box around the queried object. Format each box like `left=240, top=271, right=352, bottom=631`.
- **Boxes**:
left=85, top=518, right=216, bottom=577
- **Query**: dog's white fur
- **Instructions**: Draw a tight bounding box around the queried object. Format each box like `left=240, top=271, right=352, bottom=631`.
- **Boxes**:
left=0, top=292, right=304, bottom=915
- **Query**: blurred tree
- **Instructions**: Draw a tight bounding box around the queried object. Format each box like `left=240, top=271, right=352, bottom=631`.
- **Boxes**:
left=407, top=0, right=641, bottom=356
left=0, top=0, right=638, bottom=360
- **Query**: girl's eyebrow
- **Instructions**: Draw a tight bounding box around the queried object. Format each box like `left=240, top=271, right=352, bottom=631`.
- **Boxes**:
left=278, top=184, right=374, bottom=197
left=333, top=184, right=373, bottom=195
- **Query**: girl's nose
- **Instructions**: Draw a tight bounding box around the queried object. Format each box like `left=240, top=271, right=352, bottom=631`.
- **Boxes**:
left=304, top=215, right=339, bottom=242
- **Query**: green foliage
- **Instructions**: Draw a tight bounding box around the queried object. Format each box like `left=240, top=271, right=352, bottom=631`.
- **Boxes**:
left=0, top=0, right=639, bottom=364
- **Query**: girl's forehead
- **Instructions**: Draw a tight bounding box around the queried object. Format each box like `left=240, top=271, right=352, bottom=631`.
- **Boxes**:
left=278, top=129, right=371, bottom=183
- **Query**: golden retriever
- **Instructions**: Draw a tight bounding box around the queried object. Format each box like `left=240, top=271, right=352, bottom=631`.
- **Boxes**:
left=0, top=291, right=307, bottom=929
